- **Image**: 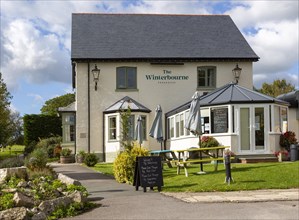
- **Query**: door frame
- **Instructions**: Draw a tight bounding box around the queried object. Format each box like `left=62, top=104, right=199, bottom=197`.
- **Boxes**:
left=237, top=105, right=269, bottom=154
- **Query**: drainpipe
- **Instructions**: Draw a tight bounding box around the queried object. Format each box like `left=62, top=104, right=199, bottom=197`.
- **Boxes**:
left=88, top=63, right=91, bottom=153
left=102, top=112, right=106, bottom=162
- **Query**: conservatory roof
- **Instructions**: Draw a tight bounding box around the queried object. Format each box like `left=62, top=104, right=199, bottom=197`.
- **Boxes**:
left=166, top=82, right=289, bottom=117
left=104, top=96, right=151, bottom=113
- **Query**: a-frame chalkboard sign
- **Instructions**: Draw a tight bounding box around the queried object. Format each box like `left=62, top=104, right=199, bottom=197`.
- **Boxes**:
left=133, top=156, right=164, bottom=192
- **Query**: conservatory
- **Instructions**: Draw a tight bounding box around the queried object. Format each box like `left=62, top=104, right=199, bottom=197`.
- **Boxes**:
left=165, top=83, right=289, bottom=156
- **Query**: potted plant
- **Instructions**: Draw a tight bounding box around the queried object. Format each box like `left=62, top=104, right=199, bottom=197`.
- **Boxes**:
left=200, top=136, right=219, bottom=148
left=60, top=148, right=73, bottom=164
left=76, top=150, right=86, bottom=163
left=280, top=131, right=297, bottom=152
left=274, top=150, right=289, bottom=162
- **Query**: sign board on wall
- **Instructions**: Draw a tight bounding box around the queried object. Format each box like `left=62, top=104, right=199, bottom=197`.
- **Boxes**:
left=211, top=108, right=228, bottom=133
left=145, top=70, right=189, bottom=84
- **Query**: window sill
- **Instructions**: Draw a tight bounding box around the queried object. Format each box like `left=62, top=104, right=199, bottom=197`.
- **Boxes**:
left=115, top=89, right=139, bottom=92
left=197, top=87, right=216, bottom=91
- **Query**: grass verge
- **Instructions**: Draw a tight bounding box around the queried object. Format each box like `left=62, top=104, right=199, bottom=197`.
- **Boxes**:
left=0, top=145, right=25, bottom=160
left=91, top=161, right=299, bottom=192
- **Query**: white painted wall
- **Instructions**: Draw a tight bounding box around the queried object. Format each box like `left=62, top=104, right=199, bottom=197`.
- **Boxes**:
left=75, top=61, right=254, bottom=161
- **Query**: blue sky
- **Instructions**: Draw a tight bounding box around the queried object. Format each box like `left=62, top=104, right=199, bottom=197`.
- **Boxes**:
left=0, top=0, right=298, bottom=116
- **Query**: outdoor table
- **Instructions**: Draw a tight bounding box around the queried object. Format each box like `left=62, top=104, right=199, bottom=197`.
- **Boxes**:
left=150, top=150, right=178, bottom=168
left=173, top=146, right=229, bottom=177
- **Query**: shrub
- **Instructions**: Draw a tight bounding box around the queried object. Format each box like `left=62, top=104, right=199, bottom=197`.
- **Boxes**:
left=23, top=114, right=62, bottom=147
left=0, top=193, right=14, bottom=211
left=280, top=131, right=297, bottom=151
left=61, top=148, right=72, bottom=156
left=200, top=136, right=220, bottom=148
left=84, top=153, right=98, bottom=167
left=113, top=146, right=149, bottom=184
left=0, top=157, right=24, bottom=168
left=25, top=147, right=48, bottom=170
left=24, top=140, right=37, bottom=156
left=36, top=136, right=62, bottom=158
left=27, top=166, right=56, bottom=180
left=54, top=145, right=62, bottom=157
left=67, top=184, right=89, bottom=197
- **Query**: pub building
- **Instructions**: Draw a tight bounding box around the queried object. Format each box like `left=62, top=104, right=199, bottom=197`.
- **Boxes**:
left=59, top=13, right=290, bottom=162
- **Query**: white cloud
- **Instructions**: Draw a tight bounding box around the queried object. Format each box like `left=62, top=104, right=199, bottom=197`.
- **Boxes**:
left=228, top=1, right=298, bottom=29
left=27, top=93, right=44, bottom=103
left=1, top=0, right=298, bottom=93
left=226, top=0, right=299, bottom=88
left=1, top=18, right=71, bottom=90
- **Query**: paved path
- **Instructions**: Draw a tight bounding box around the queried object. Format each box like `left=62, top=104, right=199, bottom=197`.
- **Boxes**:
left=52, top=163, right=299, bottom=220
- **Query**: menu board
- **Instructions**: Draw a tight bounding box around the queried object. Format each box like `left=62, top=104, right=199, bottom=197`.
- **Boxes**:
left=133, top=156, right=163, bottom=192
left=212, top=108, right=228, bottom=133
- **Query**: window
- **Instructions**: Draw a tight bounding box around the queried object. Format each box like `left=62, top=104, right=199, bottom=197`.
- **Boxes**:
left=170, top=118, right=174, bottom=138
left=197, top=66, right=216, bottom=88
left=281, top=107, right=288, bottom=132
left=62, top=114, right=75, bottom=143
left=180, top=114, right=184, bottom=136
left=70, top=125, right=75, bottom=142
left=185, top=111, right=190, bottom=136
left=116, top=67, right=137, bottom=89
left=128, top=115, right=135, bottom=140
left=273, top=106, right=288, bottom=132
left=109, top=116, right=117, bottom=140
left=175, top=115, right=180, bottom=137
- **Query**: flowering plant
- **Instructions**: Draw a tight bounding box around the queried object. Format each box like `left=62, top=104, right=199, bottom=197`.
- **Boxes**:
left=279, top=131, right=297, bottom=151
left=274, top=150, right=288, bottom=157
left=200, top=136, right=219, bottom=148
left=223, top=149, right=235, bottom=156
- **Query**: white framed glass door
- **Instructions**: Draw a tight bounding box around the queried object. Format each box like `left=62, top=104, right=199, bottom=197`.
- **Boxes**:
left=239, top=106, right=267, bottom=153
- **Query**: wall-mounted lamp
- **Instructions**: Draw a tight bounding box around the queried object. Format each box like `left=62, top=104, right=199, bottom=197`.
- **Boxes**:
left=91, top=64, right=100, bottom=91
left=232, top=64, right=242, bottom=84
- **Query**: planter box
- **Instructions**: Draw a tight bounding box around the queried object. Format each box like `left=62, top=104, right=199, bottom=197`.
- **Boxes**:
left=60, top=156, right=74, bottom=164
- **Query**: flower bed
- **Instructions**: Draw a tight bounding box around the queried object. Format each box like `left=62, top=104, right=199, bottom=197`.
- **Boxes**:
left=0, top=167, right=96, bottom=219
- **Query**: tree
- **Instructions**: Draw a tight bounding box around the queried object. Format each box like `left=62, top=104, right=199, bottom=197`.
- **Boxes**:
left=40, top=93, right=75, bottom=115
left=0, top=72, right=13, bottom=146
left=258, top=79, right=295, bottom=97
left=7, top=111, right=24, bottom=145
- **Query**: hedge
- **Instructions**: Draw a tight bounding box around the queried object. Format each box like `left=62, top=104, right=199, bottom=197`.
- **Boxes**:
left=23, top=114, right=62, bottom=146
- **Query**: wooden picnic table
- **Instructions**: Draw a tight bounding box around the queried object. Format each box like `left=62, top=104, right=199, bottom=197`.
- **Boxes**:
left=150, top=150, right=178, bottom=168
left=172, top=146, right=230, bottom=177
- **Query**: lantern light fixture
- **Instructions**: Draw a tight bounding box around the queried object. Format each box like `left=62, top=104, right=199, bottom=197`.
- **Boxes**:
left=91, top=64, right=100, bottom=91
left=232, top=64, right=242, bottom=84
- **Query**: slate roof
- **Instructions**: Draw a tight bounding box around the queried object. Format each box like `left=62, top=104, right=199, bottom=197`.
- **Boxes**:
left=104, top=96, right=151, bottom=113
left=166, top=83, right=289, bottom=117
left=58, top=102, right=76, bottom=112
left=277, top=90, right=299, bottom=108
left=72, top=14, right=259, bottom=61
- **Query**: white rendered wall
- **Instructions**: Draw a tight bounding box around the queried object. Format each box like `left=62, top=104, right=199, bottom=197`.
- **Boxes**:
left=75, top=61, right=254, bottom=161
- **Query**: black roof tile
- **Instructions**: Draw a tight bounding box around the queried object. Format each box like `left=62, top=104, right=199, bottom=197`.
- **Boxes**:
left=72, top=14, right=259, bottom=61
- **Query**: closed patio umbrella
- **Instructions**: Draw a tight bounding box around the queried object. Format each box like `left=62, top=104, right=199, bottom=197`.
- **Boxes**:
left=149, top=105, right=164, bottom=150
left=134, top=115, right=144, bottom=147
left=185, top=91, right=201, bottom=136
left=185, top=91, right=204, bottom=174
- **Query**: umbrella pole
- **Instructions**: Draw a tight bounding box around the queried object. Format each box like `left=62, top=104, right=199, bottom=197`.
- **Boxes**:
left=160, top=142, right=162, bottom=151
left=199, top=135, right=205, bottom=173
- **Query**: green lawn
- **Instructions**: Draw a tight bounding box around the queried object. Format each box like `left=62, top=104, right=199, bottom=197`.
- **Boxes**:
left=0, top=145, right=25, bottom=160
left=91, top=161, right=299, bottom=192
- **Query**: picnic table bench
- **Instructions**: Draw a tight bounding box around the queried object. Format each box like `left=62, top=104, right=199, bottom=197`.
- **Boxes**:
left=150, top=150, right=178, bottom=168
left=173, top=146, right=232, bottom=177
